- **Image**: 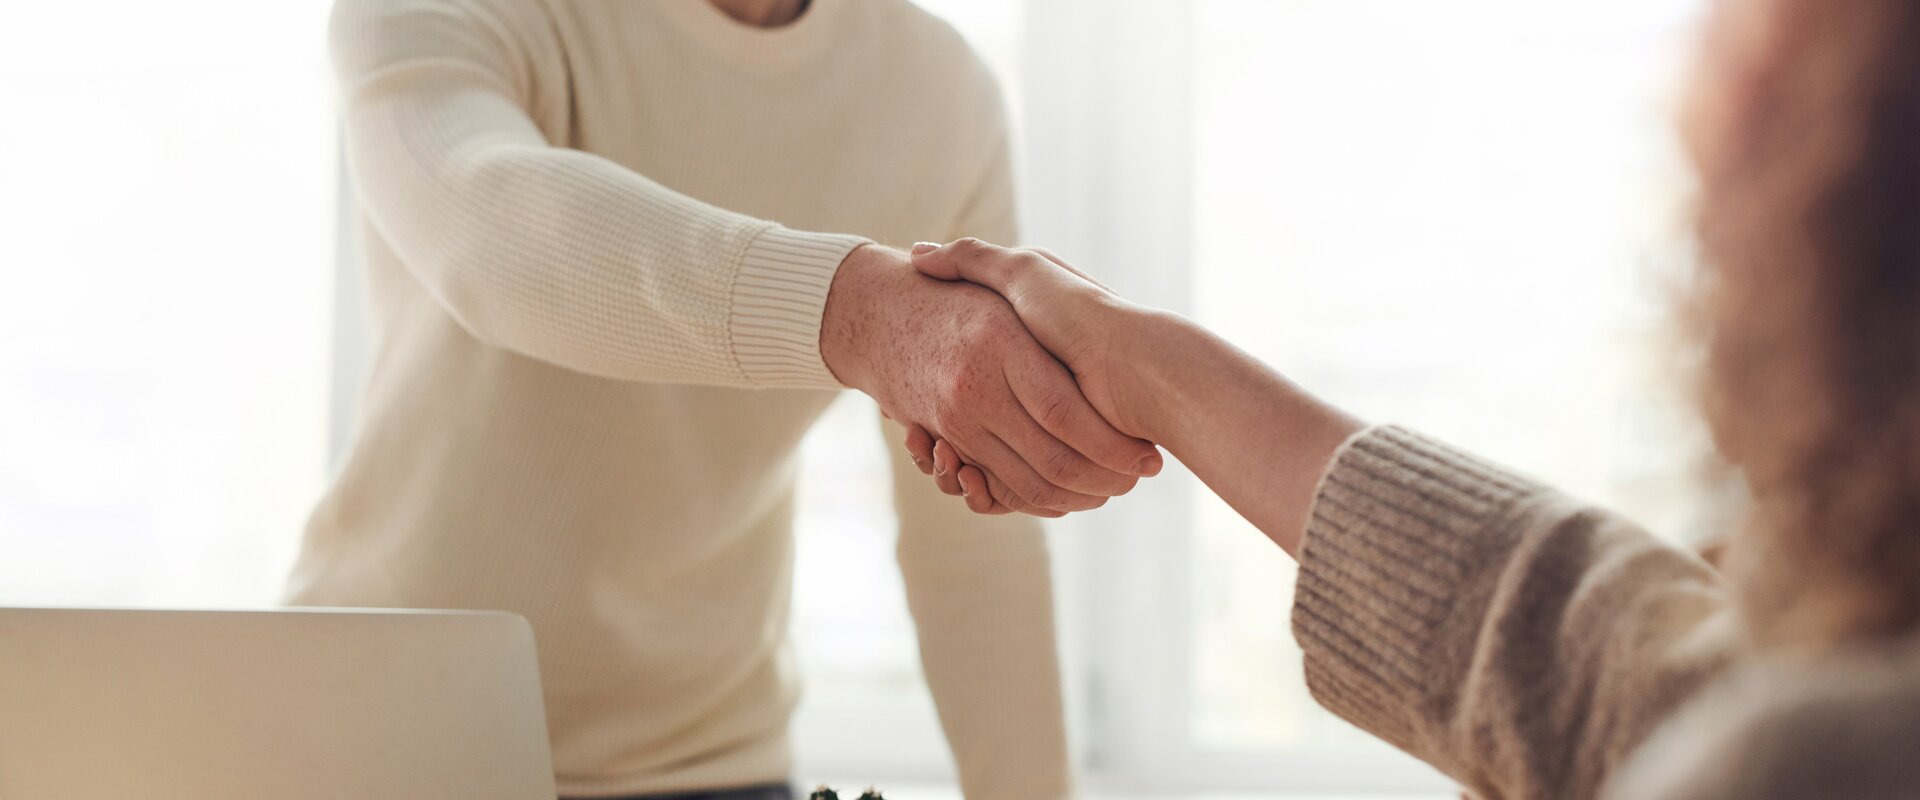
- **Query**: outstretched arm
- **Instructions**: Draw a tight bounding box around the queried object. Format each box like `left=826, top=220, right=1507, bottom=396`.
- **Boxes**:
left=333, top=0, right=1156, bottom=513
left=904, top=240, right=1741, bottom=798
left=903, top=240, right=1359, bottom=551
left=333, top=0, right=864, bottom=388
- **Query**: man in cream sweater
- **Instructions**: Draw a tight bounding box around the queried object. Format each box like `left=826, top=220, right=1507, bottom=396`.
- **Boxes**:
left=289, top=0, right=1160, bottom=798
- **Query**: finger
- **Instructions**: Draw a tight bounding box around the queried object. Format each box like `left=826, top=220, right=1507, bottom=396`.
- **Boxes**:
left=976, top=466, right=1059, bottom=517
left=946, top=439, right=1035, bottom=515
left=1008, top=353, right=1163, bottom=478
left=957, top=465, right=994, bottom=513
left=931, top=438, right=965, bottom=497
left=946, top=435, right=1051, bottom=515
left=991, top=395, right=1141, bottom=497
left=904, top=424, right=936, bottom=475
left=960, top=427, right=1109, bottom=513
left=959, top=465, right=1019, bottom=515
left=938, top=440, right=1014, bottom=513
left=908, top=239, right=978, bottom=281
left=910, top=238, right=1021, bottom=293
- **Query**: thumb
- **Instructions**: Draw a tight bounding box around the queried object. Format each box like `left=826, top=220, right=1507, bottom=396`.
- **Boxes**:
left=909, top=240, right=965, bottom=281
left=909, top=238, right=1019, bottom=294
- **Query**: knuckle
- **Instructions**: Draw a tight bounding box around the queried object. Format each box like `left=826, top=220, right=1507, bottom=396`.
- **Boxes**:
left=934, top=362, right=983, bottom=406
left=932, top=377, right=965, bottom=411
left=1037, top=393, right=1075, bottom=432
left=1025, top=483, right=1067, bottom=511
left=1040, top=447, right=1081, bottom=486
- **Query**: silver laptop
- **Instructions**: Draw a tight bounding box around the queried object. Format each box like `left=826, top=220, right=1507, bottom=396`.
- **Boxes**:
left=0, top=607, right=557, bottom=799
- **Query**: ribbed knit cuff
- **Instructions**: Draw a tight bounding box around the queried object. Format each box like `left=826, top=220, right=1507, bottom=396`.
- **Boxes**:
left=1290, top=425, right=1547, bottom=751
left=729, top=225, right=871, bottom=389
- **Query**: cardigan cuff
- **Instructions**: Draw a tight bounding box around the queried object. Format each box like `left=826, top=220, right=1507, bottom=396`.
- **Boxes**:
left=1289, top=425, right=1547, bottom=750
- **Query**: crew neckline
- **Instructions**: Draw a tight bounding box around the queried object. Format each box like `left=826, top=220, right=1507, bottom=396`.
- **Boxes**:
left=653, top=0, right=849, bottom=73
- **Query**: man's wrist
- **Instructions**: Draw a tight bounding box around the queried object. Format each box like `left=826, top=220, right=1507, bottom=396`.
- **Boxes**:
left=818, top=243, right=903, bottom=391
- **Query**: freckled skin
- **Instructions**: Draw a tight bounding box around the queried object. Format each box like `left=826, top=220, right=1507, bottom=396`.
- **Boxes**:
left=819, top=245, right=1152, bottom=515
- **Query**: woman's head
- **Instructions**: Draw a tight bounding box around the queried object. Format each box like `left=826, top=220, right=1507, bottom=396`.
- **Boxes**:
left=1687, top=0, right=1920, bottom=649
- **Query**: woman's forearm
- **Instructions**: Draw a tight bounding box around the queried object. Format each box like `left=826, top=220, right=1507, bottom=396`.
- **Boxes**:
left=1120, top=310, right=1365, bottom=555
left=901, top=238, right=1362, bottom=546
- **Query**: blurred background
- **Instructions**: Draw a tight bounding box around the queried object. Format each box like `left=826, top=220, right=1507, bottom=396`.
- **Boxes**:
left=0, top=0, right=1712, bottom=796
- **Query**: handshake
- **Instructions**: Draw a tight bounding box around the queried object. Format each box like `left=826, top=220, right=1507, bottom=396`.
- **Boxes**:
left=819, top=238, right=1172, bottom=517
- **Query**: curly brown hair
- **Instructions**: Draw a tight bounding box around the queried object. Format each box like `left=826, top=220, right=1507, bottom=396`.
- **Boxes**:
left=1691, top=0, right=1920, bottom=648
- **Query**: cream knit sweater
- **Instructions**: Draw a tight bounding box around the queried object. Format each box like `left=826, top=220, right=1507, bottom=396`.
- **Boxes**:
left=287, top=1, right=1069, bottom=797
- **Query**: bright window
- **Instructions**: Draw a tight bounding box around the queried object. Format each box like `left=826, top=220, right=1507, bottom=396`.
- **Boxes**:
left=2, top=0, right=1715, bottom=796
left=0, top=1, right=335, bottom=606
left=1000, top=0, right=1711, bottom=794
left=1187, top=0, right=1707, bottom=765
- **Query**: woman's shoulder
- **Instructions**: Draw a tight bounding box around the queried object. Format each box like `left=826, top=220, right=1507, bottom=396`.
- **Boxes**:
left=1607, top=633, right=1920, bottom=800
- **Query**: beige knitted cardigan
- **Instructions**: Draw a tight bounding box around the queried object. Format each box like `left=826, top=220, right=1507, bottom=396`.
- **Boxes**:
left=1295, top=426, right=1920, bottom=799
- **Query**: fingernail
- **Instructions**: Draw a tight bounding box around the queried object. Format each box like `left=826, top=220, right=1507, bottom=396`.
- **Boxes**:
left=911, top=241, right=939, bottom=255
left=960, top=482, right=971, bottom=497
left=934, top=459, right=947, bottom=476
left=1133, top=452, right=1164, bottom=476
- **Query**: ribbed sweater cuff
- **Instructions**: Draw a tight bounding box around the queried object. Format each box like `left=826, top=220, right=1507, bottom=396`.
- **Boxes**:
left=1290, top=425, right=1547, bottom=750
left=729, top=226, right=871, bottom=389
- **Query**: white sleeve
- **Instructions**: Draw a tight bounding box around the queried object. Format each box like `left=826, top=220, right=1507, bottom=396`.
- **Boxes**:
left=331, top=0, right=867, bottom=387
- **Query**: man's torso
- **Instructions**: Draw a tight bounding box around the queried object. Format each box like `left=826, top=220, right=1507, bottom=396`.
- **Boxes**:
left=291, top=0, right=999, bottom=792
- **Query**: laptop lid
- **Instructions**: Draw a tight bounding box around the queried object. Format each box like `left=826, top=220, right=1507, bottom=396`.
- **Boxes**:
left=0, top=607, right=557, bottom=800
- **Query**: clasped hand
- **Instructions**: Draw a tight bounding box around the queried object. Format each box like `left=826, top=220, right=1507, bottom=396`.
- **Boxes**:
left=818, top=243, right=1161, bottom=517
left=901, top=239, right=1166, bottom=515
left=819, top=239, right=1162, bottom=517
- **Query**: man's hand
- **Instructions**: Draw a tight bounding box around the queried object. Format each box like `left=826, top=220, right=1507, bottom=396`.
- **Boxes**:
left=899, top=239, right=1169, bottom=514
left=908, top=239, right=1153, bottom=438
left=819, top=245, right=1161, bottom=516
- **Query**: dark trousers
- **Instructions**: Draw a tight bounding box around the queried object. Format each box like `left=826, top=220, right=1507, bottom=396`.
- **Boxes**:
left=566, top=784, right=793, bottom=800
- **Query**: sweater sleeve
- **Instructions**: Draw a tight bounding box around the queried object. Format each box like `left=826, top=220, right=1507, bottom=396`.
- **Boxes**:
left=1291, top=426, right=1741, bottom=800
left=330, top=0, right=868, bottom=388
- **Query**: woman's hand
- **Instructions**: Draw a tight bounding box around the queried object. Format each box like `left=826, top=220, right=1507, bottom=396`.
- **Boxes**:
left=900, top=237, right=1363, bottom=543
left=908, top=239, right=1153, bottom=439
left=902, top=238, right=1165, bottom=513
